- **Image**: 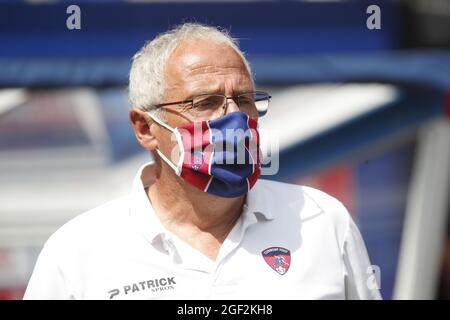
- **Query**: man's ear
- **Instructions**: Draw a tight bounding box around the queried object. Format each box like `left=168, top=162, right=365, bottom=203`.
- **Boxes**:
left=129, top=107, right=158, bottom=151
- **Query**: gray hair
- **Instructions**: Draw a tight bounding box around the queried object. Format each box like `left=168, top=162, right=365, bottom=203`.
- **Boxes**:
left=128, top=23, right=254, bottom=113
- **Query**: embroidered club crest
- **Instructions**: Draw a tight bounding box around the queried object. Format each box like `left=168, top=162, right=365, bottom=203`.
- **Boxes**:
left=191, top=151, right=204, bottom=171
left=262, top=247, right=291, bottom=275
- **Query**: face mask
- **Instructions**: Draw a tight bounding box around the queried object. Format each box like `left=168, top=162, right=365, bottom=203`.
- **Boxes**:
left=148, top=111, right=261, bottom=198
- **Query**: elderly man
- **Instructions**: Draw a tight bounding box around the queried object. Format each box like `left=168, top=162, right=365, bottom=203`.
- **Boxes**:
left=24, top=23, right=381, bottom=300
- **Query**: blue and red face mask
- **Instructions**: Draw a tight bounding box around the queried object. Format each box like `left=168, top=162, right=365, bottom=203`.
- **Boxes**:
left=148, top=111, right=261, bottom=198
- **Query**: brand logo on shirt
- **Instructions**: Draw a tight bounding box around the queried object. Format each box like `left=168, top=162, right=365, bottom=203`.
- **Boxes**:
left=262, top=247, right=291, bottom=275
left=107, top=276, right=176, bottom=299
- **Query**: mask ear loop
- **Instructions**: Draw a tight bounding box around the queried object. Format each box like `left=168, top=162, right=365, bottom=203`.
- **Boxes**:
left=147, top=112, right=184, bottom=176
left=147, top=112, right=175, bottom=132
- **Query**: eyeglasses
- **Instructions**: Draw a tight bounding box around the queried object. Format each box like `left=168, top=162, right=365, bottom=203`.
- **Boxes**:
left=152, top=91, right=271, bottom=120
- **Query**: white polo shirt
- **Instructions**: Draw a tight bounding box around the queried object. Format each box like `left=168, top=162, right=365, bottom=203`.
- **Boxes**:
left=24, top=162, right=382, bottom=300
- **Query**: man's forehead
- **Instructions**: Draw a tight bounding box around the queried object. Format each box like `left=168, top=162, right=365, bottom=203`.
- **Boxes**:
left=183, top=74, right=253, bottom=98
left=170, top=38, right=245, bottom=67
left=165, top=39, right=252, bottom=96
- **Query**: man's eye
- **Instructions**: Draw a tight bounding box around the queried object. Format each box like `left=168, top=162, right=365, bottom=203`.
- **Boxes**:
left=239, top=97, right=255, bottom=108
left=239, top=97, right=254, bottom=105
left=194, top=100, right=216, bottom=110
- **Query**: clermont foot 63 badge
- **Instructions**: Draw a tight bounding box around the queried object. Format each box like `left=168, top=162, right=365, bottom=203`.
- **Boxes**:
left=262, top=247, right=291, bottom=275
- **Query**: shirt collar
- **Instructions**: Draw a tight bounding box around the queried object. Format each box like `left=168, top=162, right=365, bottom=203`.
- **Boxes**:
left=246, top=179, right=324, bottom=222
left=245, top=180, right=275, bottom=221
left=128, top=162, right=275, bottom=245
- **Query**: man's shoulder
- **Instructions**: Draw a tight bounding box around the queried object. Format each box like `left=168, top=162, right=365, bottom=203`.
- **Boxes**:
left=45, top=195, right=131, bottom=250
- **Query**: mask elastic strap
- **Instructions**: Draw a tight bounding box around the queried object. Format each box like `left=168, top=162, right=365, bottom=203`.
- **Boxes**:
left=147, top=112, right=175, bottom=133
left=155, top=149, right=181, bottom=175
left=147, top=112, right=184, bottom=176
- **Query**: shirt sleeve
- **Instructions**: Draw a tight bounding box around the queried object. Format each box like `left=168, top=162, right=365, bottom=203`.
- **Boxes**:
left=23, top=243, right=74, bottom=300
left=342, top=214, right=383, bottom=300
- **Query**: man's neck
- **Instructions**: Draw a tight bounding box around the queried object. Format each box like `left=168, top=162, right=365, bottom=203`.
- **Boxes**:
left=146, top=162, right=245, bottom=259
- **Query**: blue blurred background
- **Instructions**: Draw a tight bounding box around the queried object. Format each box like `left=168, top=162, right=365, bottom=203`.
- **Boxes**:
left=0, top=0, right=450, bottom=300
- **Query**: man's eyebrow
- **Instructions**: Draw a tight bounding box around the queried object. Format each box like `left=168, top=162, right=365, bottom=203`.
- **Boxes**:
left=187, top=87, right=254, bottom=98
left=182, top=85, right=218, bottom=100
left=234, top=88, right=254, bottom=95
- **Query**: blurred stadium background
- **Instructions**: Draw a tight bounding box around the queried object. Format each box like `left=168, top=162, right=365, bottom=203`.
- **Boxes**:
left=1, top=0, right=450, bottom=300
